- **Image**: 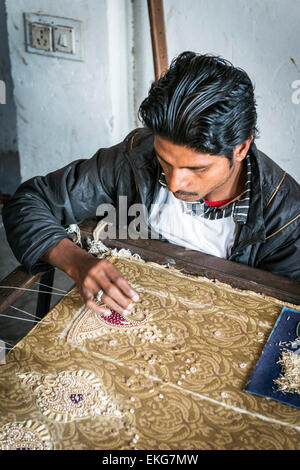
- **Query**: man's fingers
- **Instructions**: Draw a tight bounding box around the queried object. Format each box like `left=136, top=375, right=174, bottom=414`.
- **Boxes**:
left=85, top=298, right=112, bottom=317
left=103, top=261, right=139, bottom=301
left=82, top=277, right=101, bottom=298
left=99, top=278, right=135, bottom=311
left=80, top=259, right=139, bottom=317
left=89, top=268, right=138, bottom=312
left=114, top=276, right=139, bottom=302
left=86, top=295, right=131, bottom=318
left=100, top=292, right=133, bottom=317
left=83, top=277, right=134, bottom=316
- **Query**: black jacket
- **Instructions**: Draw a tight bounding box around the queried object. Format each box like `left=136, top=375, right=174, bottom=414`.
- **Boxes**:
left=3, top=128, right=300, bottom=280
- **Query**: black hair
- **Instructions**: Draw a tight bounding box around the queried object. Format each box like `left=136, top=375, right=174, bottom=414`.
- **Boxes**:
left=138, top=51, right=259, bottom=161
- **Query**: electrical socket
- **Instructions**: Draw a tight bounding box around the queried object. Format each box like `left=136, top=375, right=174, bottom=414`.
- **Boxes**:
left=24, top=13, right=83, bottom=61
left=30, top=22, right=52, bottom=52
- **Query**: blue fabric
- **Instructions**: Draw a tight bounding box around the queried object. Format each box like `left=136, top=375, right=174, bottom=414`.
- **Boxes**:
left=244, top=307, right=300, bottom=409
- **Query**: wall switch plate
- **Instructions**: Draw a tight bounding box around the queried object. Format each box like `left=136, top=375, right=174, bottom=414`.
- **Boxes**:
left=53, top=25, right=75, bottom=54
left=24, top=13, right=83, bottom=61
left=30, top=22, right=52, bottom=51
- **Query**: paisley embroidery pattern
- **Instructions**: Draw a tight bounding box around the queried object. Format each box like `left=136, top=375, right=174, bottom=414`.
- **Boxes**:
left=18, top=370, right=123, bottom=423
left=0, top=420, right=52, bottom=450
left=66, top=303, right=151, bottom=344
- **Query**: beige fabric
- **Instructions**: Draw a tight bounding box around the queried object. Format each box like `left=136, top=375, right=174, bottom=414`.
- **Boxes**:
left=1, top=251, right=300, bottom=450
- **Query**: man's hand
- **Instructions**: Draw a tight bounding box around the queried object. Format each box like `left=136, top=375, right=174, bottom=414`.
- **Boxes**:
left=40, top=238, right=139, bottom=316
left=75, top=256, right=139, bottom=316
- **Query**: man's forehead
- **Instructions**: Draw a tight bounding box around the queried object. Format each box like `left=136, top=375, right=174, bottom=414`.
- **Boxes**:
left=153, top=135, right=222, bottom=168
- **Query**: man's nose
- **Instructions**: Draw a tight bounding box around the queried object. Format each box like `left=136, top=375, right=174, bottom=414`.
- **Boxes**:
left=167, top=168, right=188, bottom=193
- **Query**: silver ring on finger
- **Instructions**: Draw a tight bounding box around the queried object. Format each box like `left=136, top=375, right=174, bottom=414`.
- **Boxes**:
left=96, top=289, right=104, bottom=303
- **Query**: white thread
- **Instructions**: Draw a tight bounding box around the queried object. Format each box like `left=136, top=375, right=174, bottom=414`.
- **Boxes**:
left=161, top=379, right=300, bottom=431
left=0, top=286, right=67, bottom=296
left=0, top=338, right=15, bottom=347
left=66, top=224, right=82, bottom=247
left=87, top=237, right=109, bottom=255
left=10, top=305, right=42, bottom=321
left=0, top=313, right=39, bottom=323
left=34, top=281, right=69, bottom=294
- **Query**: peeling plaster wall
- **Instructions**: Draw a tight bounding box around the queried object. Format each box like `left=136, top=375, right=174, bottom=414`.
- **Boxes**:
left=133, top=0, right=300, bottom=182
left=5, top=0, right=133, bottom=182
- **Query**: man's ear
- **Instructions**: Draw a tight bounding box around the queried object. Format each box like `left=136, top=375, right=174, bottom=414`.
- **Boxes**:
left=234, top=135, right=253, bottom=162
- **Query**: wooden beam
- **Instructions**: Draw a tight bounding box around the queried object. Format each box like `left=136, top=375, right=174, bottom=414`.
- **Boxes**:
left=0, top=266, right=42, bottom=314
left=147, top=0, right=168, bottom=80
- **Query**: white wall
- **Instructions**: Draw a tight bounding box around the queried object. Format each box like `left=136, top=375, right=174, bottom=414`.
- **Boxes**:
left=4, top=0, right=300, bottom=182
left=5, top=0, right=134, bottom=182
left=133, top=0, right=300, bottom=182
left=131, top=0, right=154, bottom=128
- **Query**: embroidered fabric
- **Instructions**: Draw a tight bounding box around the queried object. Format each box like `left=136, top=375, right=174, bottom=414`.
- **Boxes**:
left=17, top=370, right=126, bottom=423
left=1, top=249, right=300, bottom=450
left=66, top=305, right=151, bottom=345
left=0, top=421, right=52, bottom=450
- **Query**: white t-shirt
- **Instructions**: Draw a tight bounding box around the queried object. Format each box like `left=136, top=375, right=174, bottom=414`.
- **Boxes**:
left=148, top=185, right=238, bottom=259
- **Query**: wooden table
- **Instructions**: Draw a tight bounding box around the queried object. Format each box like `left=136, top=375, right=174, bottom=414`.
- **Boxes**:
left=1, top=217, right=300, bottom=319
left=80, top=218, right=300, bottom=306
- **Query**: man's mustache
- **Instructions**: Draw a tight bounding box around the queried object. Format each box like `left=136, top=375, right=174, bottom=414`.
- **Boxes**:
left=174, top=190, right=199, bottom=197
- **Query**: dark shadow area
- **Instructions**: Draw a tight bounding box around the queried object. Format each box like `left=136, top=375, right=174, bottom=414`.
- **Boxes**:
left=0, top=0, right=21, bottom=196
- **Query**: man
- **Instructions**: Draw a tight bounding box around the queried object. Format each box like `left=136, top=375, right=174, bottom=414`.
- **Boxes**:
left=3, top=51, right=300, bottom=318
